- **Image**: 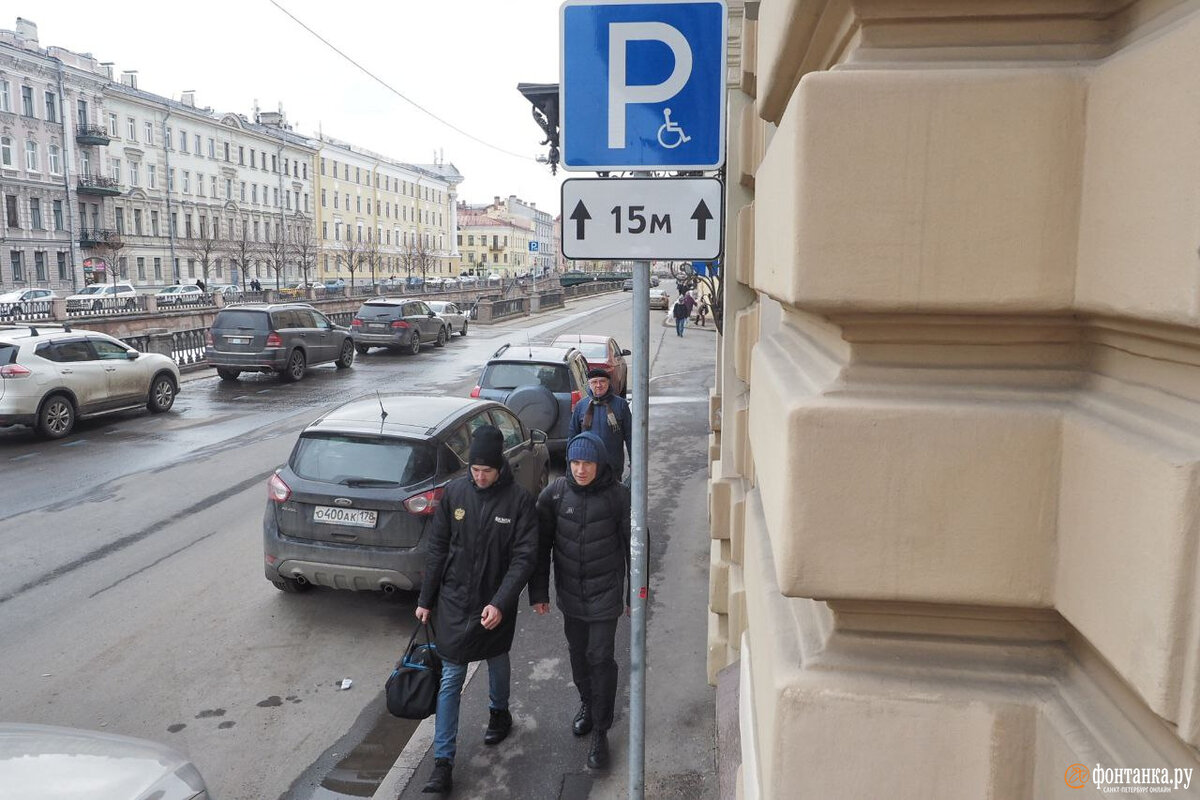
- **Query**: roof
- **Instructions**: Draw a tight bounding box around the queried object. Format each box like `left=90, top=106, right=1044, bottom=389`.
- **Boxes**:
left=488, top=344, right=581, bottom=364
left=552, top=334, right=611, bottom=345
left=308, top=395, right=490, bottom=438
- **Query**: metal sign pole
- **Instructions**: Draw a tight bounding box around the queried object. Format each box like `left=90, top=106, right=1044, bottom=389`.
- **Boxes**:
left=629, top=256, right=650, bottom=800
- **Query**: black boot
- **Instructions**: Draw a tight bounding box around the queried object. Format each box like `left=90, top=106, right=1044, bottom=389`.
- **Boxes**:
left=422, top=758, right=453, bottom=794
left=483, top=708, right=512, bottom=745
left=572, top=702, right=593, bottom=736
left=587, top=730, right=609, bottom=769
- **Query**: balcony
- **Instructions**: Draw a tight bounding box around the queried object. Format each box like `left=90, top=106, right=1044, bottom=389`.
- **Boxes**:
left=79, top=228, right=123, bottom=248
left=77, top=174, right=121, bottom=196
left=76, top=125, right=113, bottom=146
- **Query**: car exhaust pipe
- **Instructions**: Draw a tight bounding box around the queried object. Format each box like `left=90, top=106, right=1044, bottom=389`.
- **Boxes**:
left=294, top=575, right=309, bottom=585
left=382, top=584, right=397, bottom=596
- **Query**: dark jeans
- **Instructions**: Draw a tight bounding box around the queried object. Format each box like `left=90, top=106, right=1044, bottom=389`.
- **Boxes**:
left=563, top=615, right=619, bottom=731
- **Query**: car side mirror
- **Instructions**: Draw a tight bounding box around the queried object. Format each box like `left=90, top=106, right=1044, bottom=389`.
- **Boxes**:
left=620, top=349, right=631, bottom=356
left=126, top=350, right=140, bottom=360
left=428, top=311, right=436, bottom=317
left=529, top=429, right=548, bottom=447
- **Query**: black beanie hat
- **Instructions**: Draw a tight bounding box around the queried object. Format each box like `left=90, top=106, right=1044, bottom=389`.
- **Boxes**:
left=469, top=425, right=505, bottom=470
left=587, top=367, right=610, bottom=380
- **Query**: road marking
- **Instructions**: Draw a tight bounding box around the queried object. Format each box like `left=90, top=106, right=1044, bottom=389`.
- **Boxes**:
left=9, top=453, right=35, bottom=462
left=60, top=439, right=88, bottom=447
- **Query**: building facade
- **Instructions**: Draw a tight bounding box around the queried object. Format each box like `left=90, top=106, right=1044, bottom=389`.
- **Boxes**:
left=456, top=205, right=533, bottom=277
left=709, top=2, right=1200, bottom=798
left=479, top=194, right=555, bottom=275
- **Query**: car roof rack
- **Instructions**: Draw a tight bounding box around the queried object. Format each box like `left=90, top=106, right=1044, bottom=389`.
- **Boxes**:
left=492, top=343, right=511, bottom=358
left=0, top=322, right=73, bottom=336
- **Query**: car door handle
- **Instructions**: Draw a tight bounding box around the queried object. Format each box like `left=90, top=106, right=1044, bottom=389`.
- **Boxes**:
left=61, top=368, right=73, bottom=374
left=105, top=367, right=117, bottom=372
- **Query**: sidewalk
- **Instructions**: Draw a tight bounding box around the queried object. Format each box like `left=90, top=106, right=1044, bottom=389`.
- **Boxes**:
left=378, top=370, right=718, bottom=799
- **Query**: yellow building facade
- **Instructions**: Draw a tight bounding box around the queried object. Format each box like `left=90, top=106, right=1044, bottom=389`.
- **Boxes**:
left=456, top=207, right=534, bottom=277
left=709, top=1, right=1200, bottom=798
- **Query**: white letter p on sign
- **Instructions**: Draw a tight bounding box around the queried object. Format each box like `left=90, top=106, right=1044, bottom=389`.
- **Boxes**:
left=607, top=22, right=692, bottom=149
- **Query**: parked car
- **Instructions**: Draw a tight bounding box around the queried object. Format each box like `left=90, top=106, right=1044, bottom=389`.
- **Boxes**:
left=623, top=279, right=634, bottom=291
left=470, top=343, right=590, bottom=454
left=0, top=723, right=211, bottom=800
left=65, top=282, right=139, bottom=312
left=351, top=298, right=448, bottom=355
left=0, top=288, right=57, bottom=316
left=205, top=303, right=355, bottom=382
left=0, top=323, right=180, bottom=439
left=263, top=395, right=550, bottom=595
left=457, top=275, right=477, bottom=287
left=154, top=284, right=206, bottom=306
left=551, top=333, right=630, bottom=397
left=426, top=300, right=469, bottom=338
left=211, top=283, right=244, bottom=301
left=648, top=288, right=670, bottom=311
left=279, top=282, right=325, bottom=299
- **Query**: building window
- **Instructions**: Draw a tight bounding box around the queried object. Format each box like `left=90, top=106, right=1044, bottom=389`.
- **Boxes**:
left=0, top=136, right=10, bottom=168
left=109, top=158, right=120, bottom=183
left=168, top=168, right=175, bottom=191
left=225, top=178, right=232, bottom=199
left=48, top=145, right=61, bottom=175
left=151, top=210, right=159, bottom=236
left=21, top=86, right=34, bottom=117
left=145, top=121, right=154, bottom=144
left=129, top=162, right=139, bottom=187
left=208, top=138, right=215, bottom=158
left=29, top=198, right=42, bottom=229
left=127, top=117, right=136, bottom=140
left=165, top=127, right=173, bottom=149
left=224, top=142, right=230, bottom=161
left=107, top=111, right=118, bottom=136
left=321, top=189, right=326, bottom=208
left=180, top=131, right=188, bottom=153
left=249, top=149, right=256, bottom=168
left=153, top=257, right=162, bottom=279
left=0, top=80, right=10, bottom=113
left=133, top=208, right=142, bottom=235
left=53, top=200, right=63, bottom=231
left=302, top=163, right=307, bottom=180
left=252, top=184, right=258, bottom=204
left=25, top=140, right=39, bottom=172
left=333, top=192, right=338, bottom=210
left=148, top=164, right=157, bottom=189
left=137, top=256, right=146, bottom=280
left=238, top=146, right=244, bottom=165
left=211, top=175, right=217, bottom=197
left=118, top=257, right=127, bottom=278
left=194, top=133, right=200, bottom=154
left=115, top=207, right=124, bottom=234
left=44, top=91, right=57, bottom=122
left=196, top=172, right=204, bottom=197
left=171, top=212, right=177, bottom=235
left=10, top=251, right=23, bottom=282
left=5, top=195, right=18, bottom=228
left=57, top=251, right=67, bottom=280
left=240, top=181, right=246, bottom=201
left=34, top=251, right=46, bottom=281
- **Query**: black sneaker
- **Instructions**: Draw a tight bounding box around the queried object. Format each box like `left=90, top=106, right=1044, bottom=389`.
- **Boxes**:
left=587, top=730, right=609, bottom=769
left=422, top=758, right=453, bottom=794
left=572, top=703, right=593, bottom=736
left=483, top=708, right=513, bottom=745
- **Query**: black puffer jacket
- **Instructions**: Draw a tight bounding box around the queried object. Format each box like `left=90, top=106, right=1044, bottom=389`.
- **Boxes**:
left=418, top=462, right=538, bottom=663
left=530, top=460, right=630, bottom=621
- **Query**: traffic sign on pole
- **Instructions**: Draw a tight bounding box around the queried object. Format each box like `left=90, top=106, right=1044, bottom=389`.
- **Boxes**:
left=560, top=0, right=727, bottom=171
left=561, top=177, right=723, bottom=260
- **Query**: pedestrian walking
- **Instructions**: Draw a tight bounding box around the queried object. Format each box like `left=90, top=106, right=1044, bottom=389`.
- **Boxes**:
left=672, top=296, right=690, bottom=337
left=568, top=368, right=632, bottom=481
left=530, top=432, right=631, bottom=770
left=697, top=297, right=710, bottom=327
left=195, top=278, right=207, bottom=291
left=415, top=425, right=539, bottom=795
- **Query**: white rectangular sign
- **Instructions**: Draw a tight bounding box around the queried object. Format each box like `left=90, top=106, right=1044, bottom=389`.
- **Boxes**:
left=561, top=177, right=723, bottom=260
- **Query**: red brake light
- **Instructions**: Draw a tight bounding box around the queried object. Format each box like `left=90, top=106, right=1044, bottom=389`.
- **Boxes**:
left=390, top=320, right=410, bottom=329
left=404, top=486, right=444, bottom=516
left=351, top=318, right=362, bottom=328
left=267, top=472, right=291, bottom=502
left=469, top=385, right=481, bottom=398
left=570, top=389, right=582, bottom=410
left=265, top=331, right=283, bottom=347
left=0, top=364, right=31, bottom=378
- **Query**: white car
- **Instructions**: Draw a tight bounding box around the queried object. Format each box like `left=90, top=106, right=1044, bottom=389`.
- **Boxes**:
left=0, top=723, right=210, bottom=799
left=0, top=288, right=57, bottom=316
left=154, top=285, right=206, bottom=306
left=65, top=282, right=139, bottom=312
left=426, top=300, right=468, bottom=337
left=210, top=283, right=244, bottom=300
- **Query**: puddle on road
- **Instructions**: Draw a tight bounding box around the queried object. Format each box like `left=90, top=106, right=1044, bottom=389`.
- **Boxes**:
left=287, top=703, right=420, bottom=799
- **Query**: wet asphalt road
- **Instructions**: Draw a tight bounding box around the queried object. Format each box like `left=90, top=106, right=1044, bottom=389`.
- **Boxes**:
left=0, top=292, right=717, bottom=800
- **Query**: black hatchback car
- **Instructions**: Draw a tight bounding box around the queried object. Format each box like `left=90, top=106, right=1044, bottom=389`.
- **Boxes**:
left=351, top=298, right=448, bottom=355
left=205, top=303, right=354, bottom=382
left=263, top=395, right=550, bottom=595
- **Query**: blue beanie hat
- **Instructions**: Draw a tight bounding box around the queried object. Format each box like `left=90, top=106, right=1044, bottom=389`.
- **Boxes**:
left=567, top=432, right=608, bottom=465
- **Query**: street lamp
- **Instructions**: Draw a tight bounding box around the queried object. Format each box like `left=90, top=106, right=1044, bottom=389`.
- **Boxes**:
left=517, top=83, right=560, bottom=174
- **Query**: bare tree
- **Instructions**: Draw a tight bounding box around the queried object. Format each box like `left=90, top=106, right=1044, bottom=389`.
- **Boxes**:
left=290, top=212, right=318, bottom=287
left=400, top=233, right=438, bottom=286
left=338, top=230, right=367, bottom=293
left=362, top=229, right=383, bottom=289
left=261, top=215, right=290, bottom=291
left=179, top=210, right=222, bottom=287
left=91, top=231, right=126, bottom=291
left=224, top=210, right=262, bottom=292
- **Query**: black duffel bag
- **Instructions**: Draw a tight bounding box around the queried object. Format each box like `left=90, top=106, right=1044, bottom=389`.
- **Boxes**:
left=385, top=622, right=442, bottom=719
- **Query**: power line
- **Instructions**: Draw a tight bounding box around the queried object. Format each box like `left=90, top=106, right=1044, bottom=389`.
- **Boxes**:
left=268, top=0, right=533, bottom=162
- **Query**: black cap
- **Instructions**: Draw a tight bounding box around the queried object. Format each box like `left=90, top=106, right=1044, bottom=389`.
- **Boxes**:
left=468, top=425, right=505, bottom=470
left=586, top=367, right=610, bottom=380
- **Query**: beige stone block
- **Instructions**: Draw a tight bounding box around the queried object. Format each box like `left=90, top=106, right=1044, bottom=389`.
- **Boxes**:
left=739, top=100, right=758, bottom=189
left=711, top=538, right=731, bottom=614
left=1076, top=14, right=1200, bottom=324
left=751, top=335, right=1060, bottom=606
left=1055, top=413, right=1200, bottom=724
left=740, top=18, right=757, bottom=97
left=736, top=202, right=755, bottom=288
left=710, top=387, right=722, bottom=432
left=708, top=610, right=730, bottom=685
left=756, top=68, right=1084, bottom=313
left=730, top=479, right=747, bottom=566
left=710, top=475, right=732, bottom=540
left=728, top=565, right=747, bottom=650
left=733, top=302, right=758, bottom=383
left=756, top=0, right=826, bottom=124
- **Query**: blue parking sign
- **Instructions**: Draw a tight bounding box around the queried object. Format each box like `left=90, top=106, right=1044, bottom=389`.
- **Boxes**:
left=561, top=0, right=727, bottom=171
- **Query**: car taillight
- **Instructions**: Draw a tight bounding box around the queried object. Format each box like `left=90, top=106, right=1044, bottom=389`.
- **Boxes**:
left=0, top=364, right=31, bottom=378
left=390, top=320, right=410, bottom=329
left=570, top=389, right=582, bottom=410
left=205, top=329, right=214, bottom=346
left=469, top=385, right=481, bottom=398
left=267, top=473, right=292, bottom=502
left=351, top=318, right=362, bottom=328
left=265, top=332, right=283, bottom=347
left=404, top=486, right=444, bottom=515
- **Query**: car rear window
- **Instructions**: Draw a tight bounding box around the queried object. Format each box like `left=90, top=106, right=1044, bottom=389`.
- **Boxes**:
left=573, top=342, right=608, bottom=359
left=0, top=344, right=15, bottom=365
left=214, top=310, right=269, bottom=332
left=482, top=362, right=571, bottom=393
left=292, top=435, right=436, bottom=487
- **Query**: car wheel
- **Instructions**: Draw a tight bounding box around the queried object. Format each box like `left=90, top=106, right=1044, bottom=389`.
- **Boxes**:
left=336, top=340, right=355, bottom=369
left=407, top=332, right=421, bottom=356
left=272, top=577, right=311, bottom=594
left=216, top=367, right=241, bottom=381
left=37, top=394, right=75, bottom=439
left=146, top=374, right=176, bottom=413
left=460, top=320, right=468, bottom=337
left=281, top=349, right=306, bottom=382
left=355, top=344, right=370, bottom=355
left=435, top=327, right=447, bottom=348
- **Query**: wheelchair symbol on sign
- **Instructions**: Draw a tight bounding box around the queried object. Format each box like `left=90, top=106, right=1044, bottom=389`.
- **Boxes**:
left=657, top=108, right=691, bottom=149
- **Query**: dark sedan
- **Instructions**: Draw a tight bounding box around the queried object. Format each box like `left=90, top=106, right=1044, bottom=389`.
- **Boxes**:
left=263, top=395, right=550, bottom=595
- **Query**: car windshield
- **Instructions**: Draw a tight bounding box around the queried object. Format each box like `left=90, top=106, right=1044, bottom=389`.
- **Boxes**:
left=76, top=286, right=105, bottom=296
left=291, top=435, right=436, bottom=487
left=483, top=362, right=570, bottom=393
left=428, top=303, right=447, bottom=312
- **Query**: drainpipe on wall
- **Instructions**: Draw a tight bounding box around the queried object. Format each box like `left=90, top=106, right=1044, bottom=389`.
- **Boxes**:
left=160, top=104, right=178, bottom=283
left=53, top=57, right=81, bottom=292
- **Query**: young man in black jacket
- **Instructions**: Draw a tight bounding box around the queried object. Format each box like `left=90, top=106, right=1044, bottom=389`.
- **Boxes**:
left=531, top=431, right=631, bottom=770
left=416, top=425, right=539, bottom=794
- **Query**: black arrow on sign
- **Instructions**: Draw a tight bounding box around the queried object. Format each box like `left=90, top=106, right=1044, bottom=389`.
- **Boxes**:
left=691, top=199, right=713, bottom=240
left=570, top=200, right=591, bottom=239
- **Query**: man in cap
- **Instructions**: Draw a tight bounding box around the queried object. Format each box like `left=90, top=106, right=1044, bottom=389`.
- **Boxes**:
left=531, top=432, right=631, bottom=770
left=568, top=367, right=633, bottom=481
left=416, top=425, right=539, bottom=794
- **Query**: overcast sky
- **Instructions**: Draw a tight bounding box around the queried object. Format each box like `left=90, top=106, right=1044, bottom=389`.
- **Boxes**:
left=22, top=0, right=566, bottom=214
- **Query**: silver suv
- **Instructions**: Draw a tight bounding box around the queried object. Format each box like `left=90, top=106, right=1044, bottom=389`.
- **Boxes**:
left=205, top=303, right=355, bottom=382
left=0, top=323, right=180, bottom=438
left=65, top=282, right=138, bottom=312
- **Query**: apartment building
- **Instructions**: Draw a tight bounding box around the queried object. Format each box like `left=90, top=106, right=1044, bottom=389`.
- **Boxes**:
left=479, top=194, right=555, bottom=275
